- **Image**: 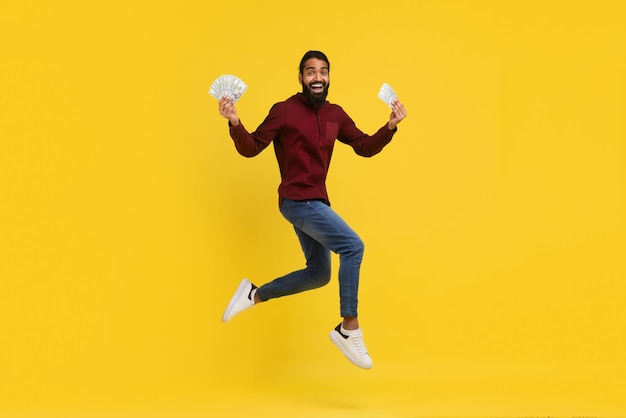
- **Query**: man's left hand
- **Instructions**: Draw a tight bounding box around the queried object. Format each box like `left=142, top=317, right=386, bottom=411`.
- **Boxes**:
left=387, top=99, right=407, bottom=130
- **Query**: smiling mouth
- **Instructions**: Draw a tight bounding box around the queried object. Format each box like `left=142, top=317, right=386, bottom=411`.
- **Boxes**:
left=310, top=82, right=325, bottom=93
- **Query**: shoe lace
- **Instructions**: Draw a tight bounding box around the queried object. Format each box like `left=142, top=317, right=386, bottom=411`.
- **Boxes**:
left=351, top=334, right=369, bottom=356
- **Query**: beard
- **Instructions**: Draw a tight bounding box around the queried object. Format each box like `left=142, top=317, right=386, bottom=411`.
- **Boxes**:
left=302, top=81, right=330, bottom=108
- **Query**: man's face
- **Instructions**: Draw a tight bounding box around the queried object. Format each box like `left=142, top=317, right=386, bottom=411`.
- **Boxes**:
left=299, top=58, right=330, bottom=104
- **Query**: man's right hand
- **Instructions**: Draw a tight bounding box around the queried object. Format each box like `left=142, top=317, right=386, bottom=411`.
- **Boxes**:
left=218, top=97, right=240, bottom=126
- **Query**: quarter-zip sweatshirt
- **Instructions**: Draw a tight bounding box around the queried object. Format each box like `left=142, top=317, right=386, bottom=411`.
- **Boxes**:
left=229, top=92, right=397, bottom=207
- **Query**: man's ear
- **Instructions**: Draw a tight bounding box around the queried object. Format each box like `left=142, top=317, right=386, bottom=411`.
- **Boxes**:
left=298, top=72, right=302, bottom=84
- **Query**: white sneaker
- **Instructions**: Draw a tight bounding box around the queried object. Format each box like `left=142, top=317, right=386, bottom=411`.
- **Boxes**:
left=329, top=323, right=373, bottom=369
left=221, top=278, right=257, bottom=322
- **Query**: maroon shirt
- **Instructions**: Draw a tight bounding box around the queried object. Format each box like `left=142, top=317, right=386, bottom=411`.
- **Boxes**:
left=229, top=92, right=396, bottom=207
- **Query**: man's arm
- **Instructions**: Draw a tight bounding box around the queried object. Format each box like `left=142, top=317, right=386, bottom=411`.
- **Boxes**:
left=217, top=97, right=278, bottom=157
left=339, top=99, right=407, bottom=157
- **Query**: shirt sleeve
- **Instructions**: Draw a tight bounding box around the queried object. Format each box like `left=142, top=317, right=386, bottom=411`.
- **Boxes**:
left=337, top=112, right=397, bottom=157
left=229, top=103, right=282, bottom=157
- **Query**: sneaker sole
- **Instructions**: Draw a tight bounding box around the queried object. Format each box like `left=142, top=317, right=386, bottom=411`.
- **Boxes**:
left=221, top=279, right=251, bottom=322
left=329, top=330, right=373, bottom=369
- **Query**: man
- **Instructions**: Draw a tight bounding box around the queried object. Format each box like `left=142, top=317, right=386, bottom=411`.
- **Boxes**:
left=218, top=50, right=406, bottom=369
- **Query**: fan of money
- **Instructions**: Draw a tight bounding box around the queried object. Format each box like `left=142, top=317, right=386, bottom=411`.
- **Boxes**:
left=377, top=83, right=398, bottom=109
left=209, top=75, right=248, bottom=103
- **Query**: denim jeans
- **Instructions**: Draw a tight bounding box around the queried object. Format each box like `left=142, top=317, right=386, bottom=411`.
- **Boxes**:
left=256, top=198, right=364, bottom=317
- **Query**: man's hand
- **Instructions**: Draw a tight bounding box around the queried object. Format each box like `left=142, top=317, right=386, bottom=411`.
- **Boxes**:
left=387, top=99, right=407, bottom=130
left=218, top=97, right=240, bottom=126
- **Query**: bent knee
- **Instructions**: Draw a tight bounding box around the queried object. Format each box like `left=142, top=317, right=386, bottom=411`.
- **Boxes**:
left=351, top=238, right=365, bottom=257
left=314, top=267, right=332, bottom=285
left=307, top=266, right=331, bottom=287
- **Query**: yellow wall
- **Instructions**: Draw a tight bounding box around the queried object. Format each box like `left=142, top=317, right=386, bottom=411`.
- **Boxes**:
left=1, top=1, right=625, bottom=417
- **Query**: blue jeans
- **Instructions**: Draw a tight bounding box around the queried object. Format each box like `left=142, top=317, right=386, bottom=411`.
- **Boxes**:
left=256, top=198, right=364, bottom=317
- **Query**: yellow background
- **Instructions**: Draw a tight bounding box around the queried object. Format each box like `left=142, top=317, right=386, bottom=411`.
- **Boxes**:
left=1, top=1, right=625, bottom=417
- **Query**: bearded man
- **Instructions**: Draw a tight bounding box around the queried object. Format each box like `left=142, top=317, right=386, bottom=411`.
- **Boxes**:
left=218, top=50, right=407, bottom=369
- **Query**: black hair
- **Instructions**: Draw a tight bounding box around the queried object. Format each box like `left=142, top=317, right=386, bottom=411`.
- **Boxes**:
left=299, top=50, right=330, bottom=74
